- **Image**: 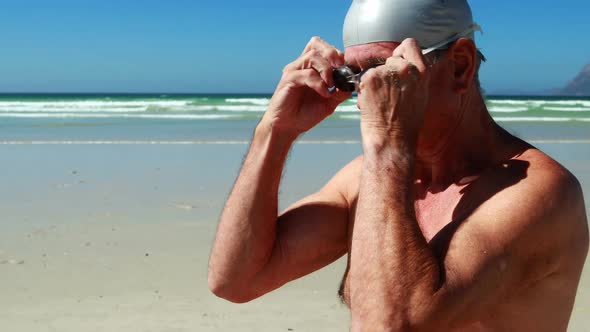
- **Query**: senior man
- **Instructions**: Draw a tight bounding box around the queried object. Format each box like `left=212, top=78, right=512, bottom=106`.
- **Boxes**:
left=208, top=0, right=589, bottom=330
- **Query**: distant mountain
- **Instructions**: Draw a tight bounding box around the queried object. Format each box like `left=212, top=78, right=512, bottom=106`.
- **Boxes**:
left=558, top=63, right=590, bottom=96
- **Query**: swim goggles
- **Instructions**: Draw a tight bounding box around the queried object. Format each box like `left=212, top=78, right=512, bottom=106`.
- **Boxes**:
left=333, top=23, right=482, bottom=92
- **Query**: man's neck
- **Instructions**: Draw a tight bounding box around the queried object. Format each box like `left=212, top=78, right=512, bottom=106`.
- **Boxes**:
left=413, top=91, right=517, bottom=190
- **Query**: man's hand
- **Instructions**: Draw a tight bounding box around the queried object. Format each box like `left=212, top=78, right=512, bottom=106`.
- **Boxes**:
left=263, top=37, right=352, bottom=137
left=357, top=39, right=431, bottom=150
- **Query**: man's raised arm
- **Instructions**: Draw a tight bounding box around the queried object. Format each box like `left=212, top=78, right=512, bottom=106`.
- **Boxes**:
left=208, top=37, right=352, bottom=303
left=348, top=38, right=589, bottom=331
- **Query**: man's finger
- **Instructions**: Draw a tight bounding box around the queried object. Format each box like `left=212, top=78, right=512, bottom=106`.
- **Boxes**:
left=282, top=69, right=331, bottom=99
left=392, top=38, right=428, bottom=74
left=302, top=36, right=331, bottom=54
left=302, top=36, right=345, bottom=67
left=384, top=56, right=406, bottom=69
left=285, top=51, right=334, bottom=87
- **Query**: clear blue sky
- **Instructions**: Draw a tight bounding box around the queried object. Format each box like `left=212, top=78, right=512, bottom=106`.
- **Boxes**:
left=1, top=0, right=589, bottom=94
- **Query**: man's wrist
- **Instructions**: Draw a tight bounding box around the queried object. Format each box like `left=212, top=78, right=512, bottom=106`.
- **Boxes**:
left=252, top=118, right=299, bottom=159
left=361, top=129, right=417, bottom=157
left=256, top=116, right=300, bottom=143
left=361, top=132, right=416, bottom=179
left=362, top=144, right=415, bottom=172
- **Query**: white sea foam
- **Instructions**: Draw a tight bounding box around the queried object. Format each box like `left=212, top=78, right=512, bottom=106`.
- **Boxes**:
left=0, top=100, right=189, bottom=107
left=0, top=107, right=150, bottom=113
left=188, top=106, right=216, bottom=111
left=217, top=105, right=268, bottom=112
left=1, top=97, right=588, bottom=123
left=488, top=107, right=529, bottom=113
left=339, top=114, right=361, bottom=120
left=0, top=113, right=239, bottom=120
left=0, top=100, right=192, bottom=113
left=543, top=100, right=590, bottom=107
left=225, top=98, right=270, bottom=106
left=339, top=114, right=590, bottom=122
left=182, top=105, right=264, bottom=112
left=336, top=105, right=360, bottom=112
left=493, top=117, right=590, bottom=122
left=0, top=103, right=268, bottom=113
left=543, top=107, right=590, bottom=112
left=488, top=99, right=590, bottom=107
left=487, top=100, right=533, bottom=106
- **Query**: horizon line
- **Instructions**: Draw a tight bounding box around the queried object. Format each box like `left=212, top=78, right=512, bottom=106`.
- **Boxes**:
left=0, top=92, right=588, bottom=98
left=0, top=92, right=275, bottom=95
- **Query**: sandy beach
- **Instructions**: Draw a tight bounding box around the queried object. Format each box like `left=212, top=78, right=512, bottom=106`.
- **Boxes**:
left=1, top=138, right=589, bottom=331
left=0, top=144, right=355, bottom=332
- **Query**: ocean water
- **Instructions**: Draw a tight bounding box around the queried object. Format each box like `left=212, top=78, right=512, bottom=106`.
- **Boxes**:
left=0, top=94, right=589, bottom=143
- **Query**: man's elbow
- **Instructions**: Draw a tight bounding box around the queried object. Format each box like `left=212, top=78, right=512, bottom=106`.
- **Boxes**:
left=207, top=272, right=257, bottom=304
left=351, top=318, right=426, bottom=332
left=352, top=309, right=432, bottom=332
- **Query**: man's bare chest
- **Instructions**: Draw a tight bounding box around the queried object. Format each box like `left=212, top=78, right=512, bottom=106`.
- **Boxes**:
left=347, top=181, right=472, bottom=243
left=413, top=183, right=470, bottom=242
left=340, top=181, right=478, bottom=305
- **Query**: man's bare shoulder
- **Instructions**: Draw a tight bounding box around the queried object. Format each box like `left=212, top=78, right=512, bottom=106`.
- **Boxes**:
left=475, top=147, right=585, bottom=220
left=522, top=147, right=587, bottom=252
left=464, top=147, right=588, bottom=275
left=509, top=147, right=585, bottom=224
left=431, top=148, right=588, bottom=329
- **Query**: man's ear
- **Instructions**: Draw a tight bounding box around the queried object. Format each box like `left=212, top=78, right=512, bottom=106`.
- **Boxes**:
left=447, top=38, right=478, bottom=94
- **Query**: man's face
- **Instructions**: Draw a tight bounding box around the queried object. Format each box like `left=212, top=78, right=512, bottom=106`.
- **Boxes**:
left=344, top=41, right=453, bottom=102
left=344, top=42, right=459, bottom=149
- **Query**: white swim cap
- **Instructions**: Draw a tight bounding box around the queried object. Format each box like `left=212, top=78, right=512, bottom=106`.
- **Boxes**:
left=343, top=0, right=481, bottom=52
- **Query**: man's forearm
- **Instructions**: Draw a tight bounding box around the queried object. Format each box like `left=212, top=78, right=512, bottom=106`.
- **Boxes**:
left=209, top=120, right=297, bottom=294
left=349, top=143, right=441, bottom=330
